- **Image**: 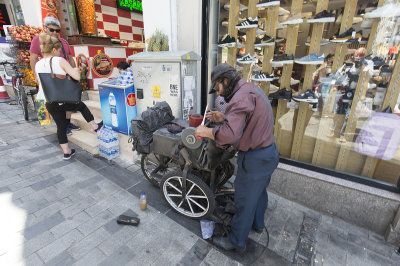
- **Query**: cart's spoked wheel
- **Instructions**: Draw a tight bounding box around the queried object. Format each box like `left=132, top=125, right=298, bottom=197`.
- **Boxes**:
left=160, top=170, right=215, bottom=219
left=141, top=153, right=170, bottom=187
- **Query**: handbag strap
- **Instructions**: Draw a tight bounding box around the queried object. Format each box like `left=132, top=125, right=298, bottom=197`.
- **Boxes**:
left=50, top=57, right=54, bottom=78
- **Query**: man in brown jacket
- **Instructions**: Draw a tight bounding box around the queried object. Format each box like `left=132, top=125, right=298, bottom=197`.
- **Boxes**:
left=196, top=63, right=279, bottom=252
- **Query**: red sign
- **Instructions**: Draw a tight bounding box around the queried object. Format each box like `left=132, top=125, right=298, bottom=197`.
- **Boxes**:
left=41, top=0, right=58, bottom=28
left=127, top=93, right=136, bottom=107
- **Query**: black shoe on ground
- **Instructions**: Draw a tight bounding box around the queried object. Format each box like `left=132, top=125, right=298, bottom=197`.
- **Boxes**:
left=68, top=122, right=81, bottom=130
left=271, top=54, right=294, bottom=64
left=268, top=88, right=292, bottom=100
left=64, top=149, right=76, bottom=160
left=253, top=227, right=264, bottom=234
left=212, top=236, right=246, bottom=252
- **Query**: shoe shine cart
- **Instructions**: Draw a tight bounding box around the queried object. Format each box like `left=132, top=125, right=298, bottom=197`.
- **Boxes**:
left=137, top=119, right=236, bottom=220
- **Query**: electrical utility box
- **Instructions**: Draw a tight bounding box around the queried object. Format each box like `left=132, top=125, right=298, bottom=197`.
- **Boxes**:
left=128, top=51, right=201, bottom=120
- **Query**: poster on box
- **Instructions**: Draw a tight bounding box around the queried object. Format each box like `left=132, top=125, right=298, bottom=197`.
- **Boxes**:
left=99, top=83, right=137, bottom=135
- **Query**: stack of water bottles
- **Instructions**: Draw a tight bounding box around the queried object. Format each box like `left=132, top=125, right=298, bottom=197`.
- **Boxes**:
left=97, top=126, right=119, bottom=160
left=117, top=67, right=134, bottom=86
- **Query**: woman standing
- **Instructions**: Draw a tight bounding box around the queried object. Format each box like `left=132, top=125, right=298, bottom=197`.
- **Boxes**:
left=35, top=33, right=102, bottom=159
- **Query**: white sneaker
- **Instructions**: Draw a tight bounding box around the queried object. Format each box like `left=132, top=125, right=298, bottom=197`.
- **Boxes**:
left=237, top=53, right=257, bottom=64
left=364, top=4, right=400, bottom=18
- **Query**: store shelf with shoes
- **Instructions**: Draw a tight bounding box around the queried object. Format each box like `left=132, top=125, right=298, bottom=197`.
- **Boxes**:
left=254, top=34, right=274, bottom=47
left=280, top=13, right=304, bottom=25
left=295, top=53, right=325, bottom=65
left=256, top=0, right=280, bottom=9
left=307, top=10, right=336, bottom=23
left=218, top=35, right=236, bottom=47
left=237, top=53, right=258, bottom=64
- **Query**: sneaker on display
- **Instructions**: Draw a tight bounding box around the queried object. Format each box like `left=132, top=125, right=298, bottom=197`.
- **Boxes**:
left=364, top=4, right=400, bottom=18
left=271, top=54, right=294, bottom=64
left=295, top=53, right=324, bottom=65
left=218, top=35, right=236, bottom=47
left=237, top=53, right=257, bottom=64
left=254, top=35, right=275, bottom=47
left=330, top=28, right=356, bottom=43
left=224, top=3, right=248, bottom=12
left=281, top=14, right=303, bottom=25
left=307, top=10, right=336, bottom=23
left=257, top=0, right=280, bottom=8
left=345, top=31, right=363, bottom=43
left=252, top=72, right=275, bottom=81
left=236, top=17, right=259, bottom=29
left=269, top=88, right=292, bottom=100
left=292, top=89, right=318, bottom=103
left=342, top=88, right=354, bottom=103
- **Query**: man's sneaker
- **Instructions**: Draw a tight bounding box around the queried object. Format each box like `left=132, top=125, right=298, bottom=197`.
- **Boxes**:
left=251, top=72, right=275, bottom=81
left=330, top=28, right=356, bottom=43
left=64, top=149, right=76, bottom=160
left=236, top=17, right=259, bottom=29
left=66, top=128, right=72, bottom=136
left=237, top=53, right=257, bottom=64
left=292, top=89, right=318, bottom=103
left=224, top=3, right=248, bottom=11
left=256, top=0, right=280, bottom=8
left=268, top=88, right=292, bottom=100
left=342, top=88, right=354, bottom=103
left=364, top=4, right=400, bottom=18
left=295, top=53, right=324, bottom=65
left=254, top=35, right=274, bottom=47
left=68, top=122, right=81, bottom=130
left=218, top=35, right=236, bottom=47
left=307, top=10, right=336, bottom=23
left=271, top=54, right=294, bottom=64
left=281, top=14, right=303, bottom=25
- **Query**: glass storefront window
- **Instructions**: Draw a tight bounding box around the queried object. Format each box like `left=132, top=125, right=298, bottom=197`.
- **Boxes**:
left=209, top=0, right=400, bottom=187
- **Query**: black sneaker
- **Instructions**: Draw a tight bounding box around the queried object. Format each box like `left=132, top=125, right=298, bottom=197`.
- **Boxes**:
left=330, top=27, right=355, bottom=43
left=292, top=89, right=318, bottom=103
left=271, top=54, right=294, bottom=64
left=66, top=128, right=72, bottom=136
left=268, top=88, right=292, bottom=100
left=218, top=35, right=236, bottom=48
left=251, top=72, right=275, bottom=81
left=68, top=123, right=81, bottom=130
left=342, top=88, right=354, bottom=103
left=236, top=17, right=259, bottom=29
left=254, top=35, right=274, bottom=47
left=64, top=149, right=76, bottom=160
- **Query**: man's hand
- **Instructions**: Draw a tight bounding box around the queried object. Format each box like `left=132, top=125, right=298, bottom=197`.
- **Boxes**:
left=205, top=110, right=224, bottom=123
left=195, top=125, right=214, bottom=140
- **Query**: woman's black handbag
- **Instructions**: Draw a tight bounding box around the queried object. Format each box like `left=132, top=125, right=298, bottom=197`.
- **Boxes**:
left=38, top=57, right=82, bottom=103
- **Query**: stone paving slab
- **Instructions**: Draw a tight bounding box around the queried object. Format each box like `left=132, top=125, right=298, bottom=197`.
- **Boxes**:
left=1, top=102, right=400, bottom=265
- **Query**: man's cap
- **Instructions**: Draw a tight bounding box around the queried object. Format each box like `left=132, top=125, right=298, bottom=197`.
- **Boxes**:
left=44, top=17, right=61, bottom=27
left=209, top=63, right=236, bottom=94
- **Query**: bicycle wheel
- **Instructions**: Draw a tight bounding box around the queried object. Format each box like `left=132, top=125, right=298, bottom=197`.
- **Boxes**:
left=19, top=86, right=29, bottom=120
left=141, top=153, right=170, bottom=187
left=160, top=170, right=215, bottom=219
left=12, top=77, right=20, bottom=105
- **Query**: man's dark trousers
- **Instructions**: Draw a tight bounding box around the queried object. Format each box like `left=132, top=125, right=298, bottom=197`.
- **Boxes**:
left=228, top=143, right=279, bottom=248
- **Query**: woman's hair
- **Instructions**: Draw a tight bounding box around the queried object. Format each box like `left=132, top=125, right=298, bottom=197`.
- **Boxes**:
left=117, top=61, right=130, bottom=70
left=39, top=33, right=62, bottom=54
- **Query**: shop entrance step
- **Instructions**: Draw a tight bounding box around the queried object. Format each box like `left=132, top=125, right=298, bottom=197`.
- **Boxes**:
left=70, top=113, right=101, bottom=134
left=85, top=90, right=100, bottom=102
left=81, top=99, right=102, bottom=119
left=67, top=130, right=99, bottom=155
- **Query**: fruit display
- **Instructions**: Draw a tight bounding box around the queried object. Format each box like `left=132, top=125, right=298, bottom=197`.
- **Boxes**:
left=74, top=0, right=95, bottom=34
left=8, top=25, right=43, bottom=43
left=19, top=68, right=37, bottom=87
left=16, top=50, right=31, bottom=66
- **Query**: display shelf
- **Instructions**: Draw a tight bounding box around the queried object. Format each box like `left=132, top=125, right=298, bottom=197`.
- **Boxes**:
left=311, top=0, right=359, bottom=167
left=241, top=0, right=258, bottom=80
left=227, top=0, right=240, bottom=67
left=273, top=0, right=303, bottom=155
left=290, top=0, right=329, bottom=160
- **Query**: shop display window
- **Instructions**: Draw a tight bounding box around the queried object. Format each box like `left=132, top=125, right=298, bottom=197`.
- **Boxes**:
left=210, top=0, right=400, bottom=187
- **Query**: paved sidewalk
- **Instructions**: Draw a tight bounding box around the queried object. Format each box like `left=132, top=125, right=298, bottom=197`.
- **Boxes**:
left=1, top=102, right=400, bottom=266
